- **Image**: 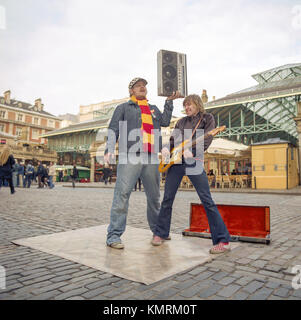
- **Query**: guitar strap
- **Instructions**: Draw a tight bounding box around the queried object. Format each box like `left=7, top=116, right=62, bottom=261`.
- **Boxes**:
left=189, top=116, right=203, bottom=142
left=187, top=116, right=204, bottom=162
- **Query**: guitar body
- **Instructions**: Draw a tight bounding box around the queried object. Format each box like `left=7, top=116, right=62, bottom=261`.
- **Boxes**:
left=158, top=140, right=189, bottom=173
left=158, top=125, right=226, bottom=174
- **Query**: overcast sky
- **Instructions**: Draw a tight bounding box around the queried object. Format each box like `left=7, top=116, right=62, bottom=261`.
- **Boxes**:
left=0, top=0, right=300, bottom=117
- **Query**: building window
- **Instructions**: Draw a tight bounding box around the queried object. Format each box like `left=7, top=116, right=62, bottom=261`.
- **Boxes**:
left=16, top=127, right=22, bottom=137
left=0, top=110, right=6, bottom=118
left=48, top=120, right=54, bottom=128
left=33, top=117, right=39, bottom=125
left=0, top=124, right=5, bottom=132
left=17, top=114, right=23, bottom=122
left=32, top=129, right=39, bottom=139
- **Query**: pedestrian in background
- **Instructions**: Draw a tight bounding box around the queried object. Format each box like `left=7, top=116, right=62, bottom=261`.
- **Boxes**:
left=12, top=161, right=19, bottom=188
left=24, top=161, right=34, bottom=188
left=42, top=164, right=49, bottom=188
left=33, top=164, right=38, bottom=183
left=37, top=161, right=44, bottom=188
left=109, top=166, right=113, bottom=184
left=48, top=162, right=56, bottom=189
left=0, top=146, right=16, bottom=194
left=134, top=178, right=142, bottom=191
left=70, top=164, right=79, bottom=188
left=17, top=160, right=24, bottom=187
left=58, top=170, right=63, bottom=182
left=103, top=163, right=111, bottom=185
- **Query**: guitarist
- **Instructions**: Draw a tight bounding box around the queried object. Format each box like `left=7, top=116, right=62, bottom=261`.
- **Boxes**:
left=152, top=94, right=231, bottom=254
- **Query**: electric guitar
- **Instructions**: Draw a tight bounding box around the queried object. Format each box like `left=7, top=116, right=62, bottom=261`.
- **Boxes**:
left=158, top=125, right=226, bottom=173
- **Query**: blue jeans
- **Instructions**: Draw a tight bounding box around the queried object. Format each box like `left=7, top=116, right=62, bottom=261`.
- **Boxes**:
left=106, top=153, right=160, bottom=245
left=12, top=172, right=18, bottom=187
left=0, top=177, right=14, bottom=193
left=154, top=163, right=230, bottom=245
left=48, top=176, right=54, bottom=188
left=23, top=174, right=33, bottom=188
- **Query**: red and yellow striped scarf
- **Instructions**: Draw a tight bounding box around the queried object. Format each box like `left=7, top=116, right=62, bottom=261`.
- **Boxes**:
left=131, top=95, right=154, bottom=153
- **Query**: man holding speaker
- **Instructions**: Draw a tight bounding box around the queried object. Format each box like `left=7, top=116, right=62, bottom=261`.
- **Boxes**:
left=104, top=77, right=181, bottom=249
left=152, top=94, right=231, bottom=254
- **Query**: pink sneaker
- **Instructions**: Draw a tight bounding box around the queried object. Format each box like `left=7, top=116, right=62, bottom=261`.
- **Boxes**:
left=209, top=242, right=231, bottom=254
left=151, top=235, right=164, bottom=246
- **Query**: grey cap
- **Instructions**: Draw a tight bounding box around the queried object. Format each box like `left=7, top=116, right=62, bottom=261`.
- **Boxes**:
left=128, top=77, right=148, bottom=89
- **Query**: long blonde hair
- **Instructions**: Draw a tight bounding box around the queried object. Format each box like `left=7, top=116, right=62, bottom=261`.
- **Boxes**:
left=0, top=146, right=11, bottom=166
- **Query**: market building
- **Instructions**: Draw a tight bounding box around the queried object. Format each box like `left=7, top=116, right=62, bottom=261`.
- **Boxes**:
left=42, top=98, right=129, bottom=181
left=58, top=113, right=79, bottom=128
left=203, top=63, right=301, bottom=189
left=79, top=98, right=128, bottom=122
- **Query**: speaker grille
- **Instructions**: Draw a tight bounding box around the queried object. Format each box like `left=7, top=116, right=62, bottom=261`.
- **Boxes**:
left=163, top=65, right=177, bottom=80
left=163, top=52, right=175, bottom=64
left=163, top=81, right=175, bottom=95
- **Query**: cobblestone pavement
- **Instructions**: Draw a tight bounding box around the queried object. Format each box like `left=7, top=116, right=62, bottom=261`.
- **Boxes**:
left=0, top=183, right=301, bottom=300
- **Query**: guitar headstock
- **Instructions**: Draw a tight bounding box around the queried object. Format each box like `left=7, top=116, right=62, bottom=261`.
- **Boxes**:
left=208, top=125, right=226, bottom=136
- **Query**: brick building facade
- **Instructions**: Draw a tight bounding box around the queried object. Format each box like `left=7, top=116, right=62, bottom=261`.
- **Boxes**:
left=0, top=90, right=61, bottom=145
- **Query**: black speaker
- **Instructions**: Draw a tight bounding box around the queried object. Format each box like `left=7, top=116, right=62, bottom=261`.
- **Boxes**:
left=157, top=49, right=187, bottom=97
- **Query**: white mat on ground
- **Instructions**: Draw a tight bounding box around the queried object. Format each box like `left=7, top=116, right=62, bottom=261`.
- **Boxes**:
left=12, top=225, right=239, bottom=285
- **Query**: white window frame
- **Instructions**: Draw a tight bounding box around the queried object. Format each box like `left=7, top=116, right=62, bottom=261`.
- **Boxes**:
left=48, top=119, right=55, bottom=128
left=17, top=113, right=23, bottom=122
left=33, top=117, right=40, bottom=125
left=0, top=123, right=5, bottom=132
left=16, top=127, right=22, bottom=137
left=32, top=129, right=39, bottom=139
left=0, top=110, right=6, bottom=119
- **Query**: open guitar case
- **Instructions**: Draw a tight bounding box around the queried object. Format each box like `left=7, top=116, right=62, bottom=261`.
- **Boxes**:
left=183, top=203, right=271, bottom=244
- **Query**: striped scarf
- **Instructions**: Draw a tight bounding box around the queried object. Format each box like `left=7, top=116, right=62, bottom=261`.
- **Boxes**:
left=131, top=95, right=154, bottom=153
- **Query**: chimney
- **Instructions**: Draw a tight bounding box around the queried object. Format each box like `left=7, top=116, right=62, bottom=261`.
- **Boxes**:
left=4, top=90, right=11, bottom=104
left=201, top=89, right=208, bottom=103
left=35, top=98, right=43, bottom=111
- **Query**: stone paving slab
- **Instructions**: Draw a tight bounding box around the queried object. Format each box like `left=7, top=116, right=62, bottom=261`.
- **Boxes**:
left=0, top=185, right=301, bottom=300
left=12, top=225, right=239, bottom=285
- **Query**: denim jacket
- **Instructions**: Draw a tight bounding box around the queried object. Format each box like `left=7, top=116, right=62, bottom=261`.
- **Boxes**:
left=105, top=99, right=174, bottom=154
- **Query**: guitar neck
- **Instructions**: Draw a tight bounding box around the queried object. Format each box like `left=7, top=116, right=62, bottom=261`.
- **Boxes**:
left=183, top=131, right=212, bottom=150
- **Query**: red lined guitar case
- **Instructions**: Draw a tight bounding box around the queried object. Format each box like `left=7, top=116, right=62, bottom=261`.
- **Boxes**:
left=183, top=203, right=271, bottom=244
